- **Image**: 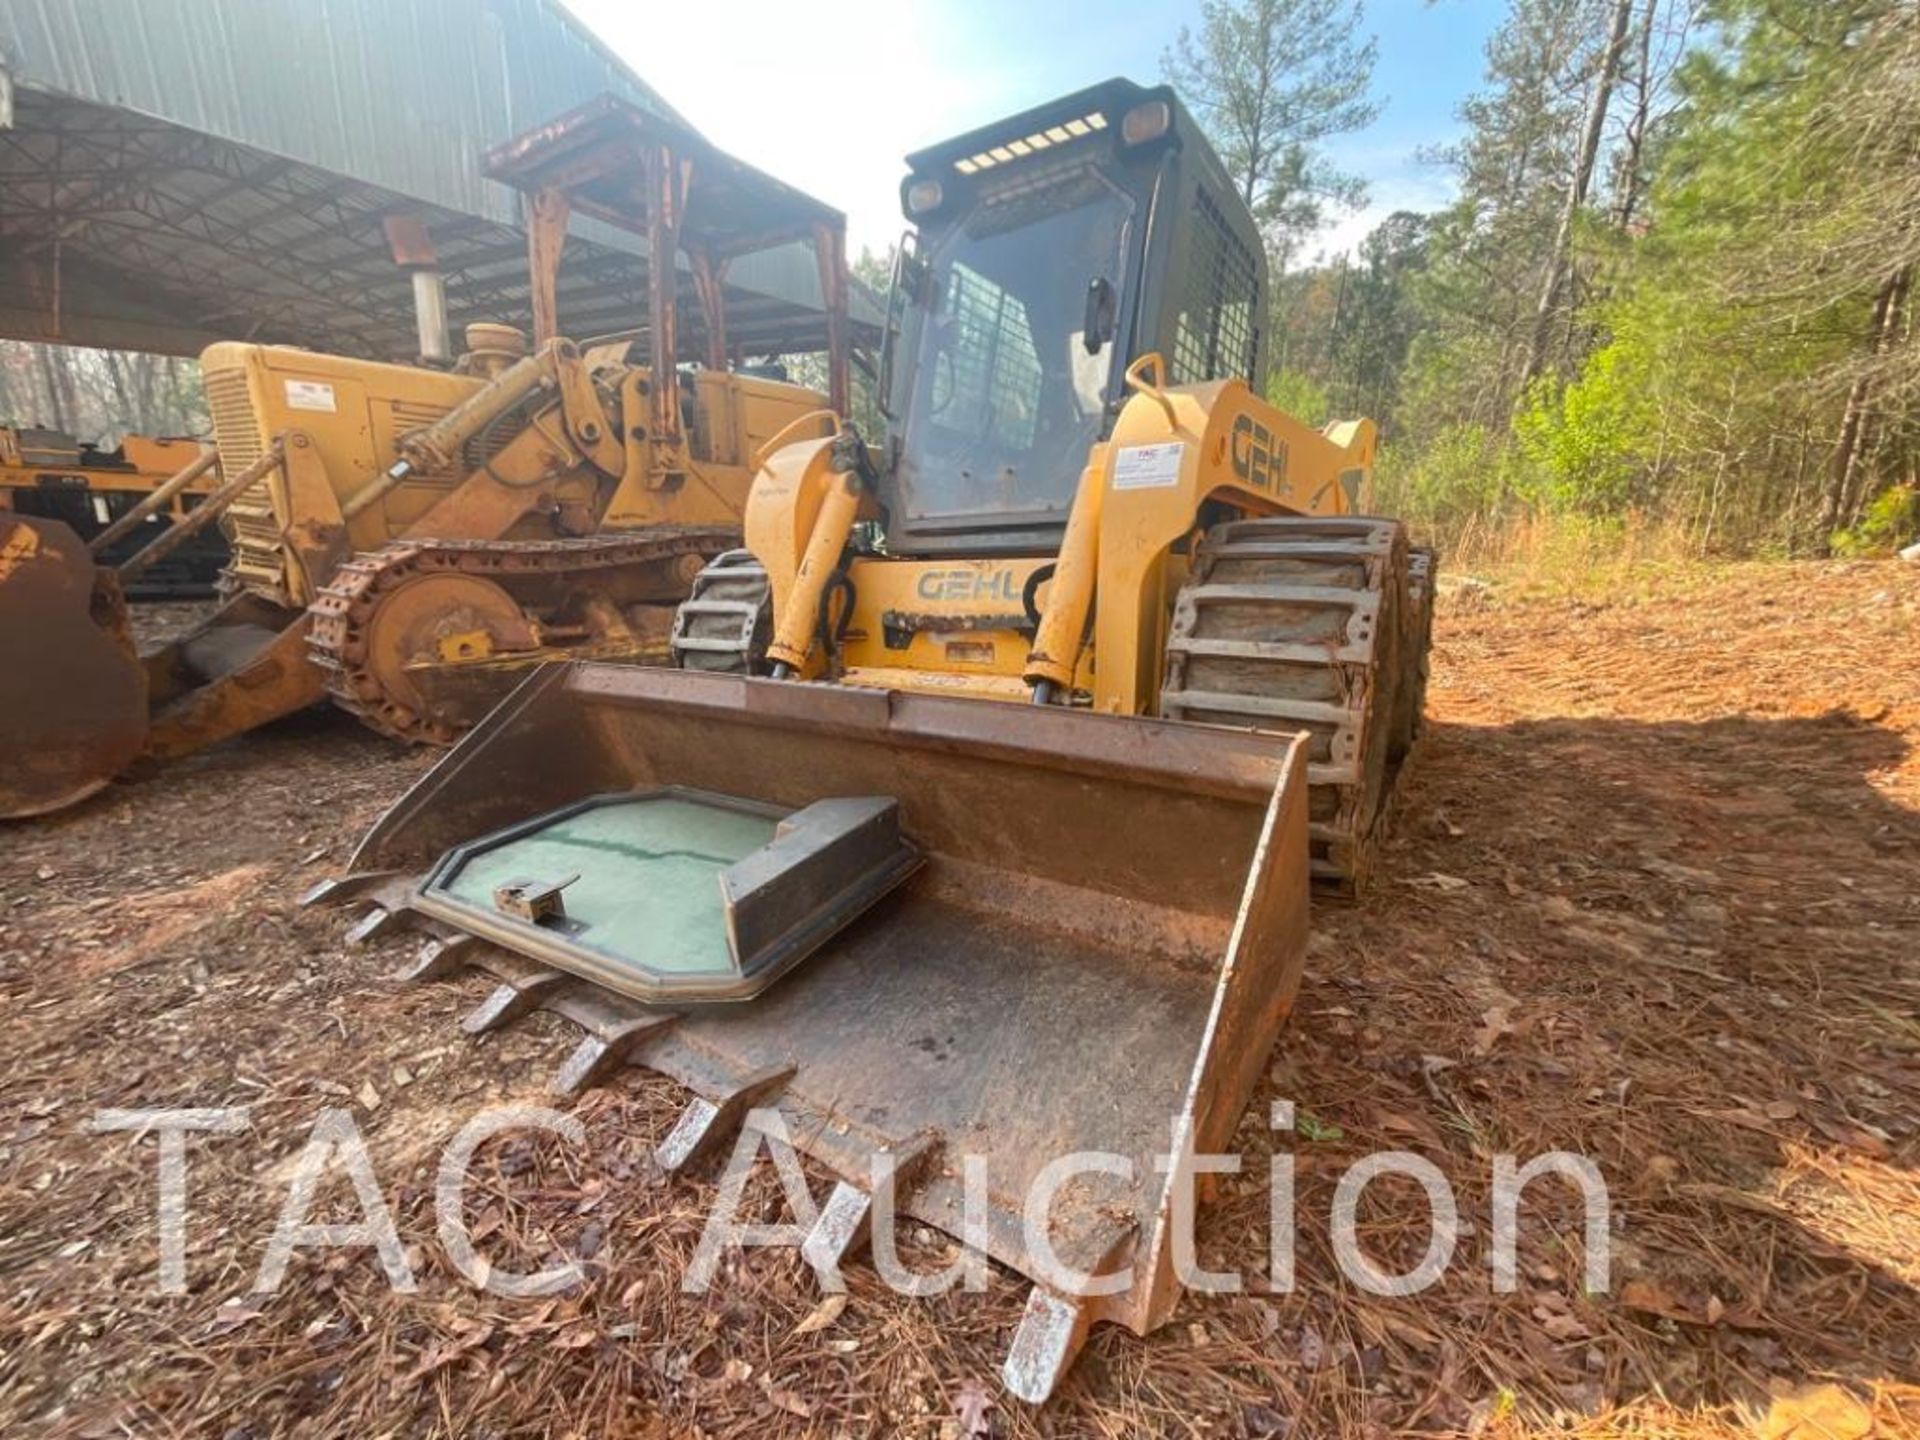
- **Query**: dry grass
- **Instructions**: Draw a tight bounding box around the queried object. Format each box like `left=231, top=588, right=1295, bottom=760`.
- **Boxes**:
left=1422, top=511, right=1798, bottom=613
left=1, top=562, right=1916, bottom=1437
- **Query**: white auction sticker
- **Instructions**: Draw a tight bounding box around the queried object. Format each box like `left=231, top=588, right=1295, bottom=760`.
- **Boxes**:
left=1112, top=442, right=1185, bottom=490
left=284, top=379, right=337, bottom=412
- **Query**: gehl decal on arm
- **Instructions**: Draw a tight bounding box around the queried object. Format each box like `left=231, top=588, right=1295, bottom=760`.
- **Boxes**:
left=1230, top=414, right=1290, bottom=496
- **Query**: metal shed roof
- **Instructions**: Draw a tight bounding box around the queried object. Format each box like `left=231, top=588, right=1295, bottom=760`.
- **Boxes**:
left=0, top=0, right=874, bottom=359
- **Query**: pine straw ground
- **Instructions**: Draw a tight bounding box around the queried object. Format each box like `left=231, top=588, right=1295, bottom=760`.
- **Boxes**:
left=1, top=561, right=1916, bottom=1439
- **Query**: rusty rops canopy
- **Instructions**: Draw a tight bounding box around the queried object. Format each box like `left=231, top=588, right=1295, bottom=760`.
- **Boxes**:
left=0, top=0, right=878, bottom=360
left=485, top=95, right=847, bottom=264
left=483, top=93, right=851, bottom=422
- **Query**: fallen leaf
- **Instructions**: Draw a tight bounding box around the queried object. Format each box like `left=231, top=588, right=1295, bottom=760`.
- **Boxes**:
left=206, top=1299, right=263, bottom=1336
left=357, top=1080, right=381, bottom=1111
left=1296, top=1112, right=1344, bottom=1142
left=1760, top=1382, right=1873, bottom=1440
left=1803, top=1109, right=1893, bottom=1159
left=1762, top=1100, right=1798, bottom=1121
left=1536, top=1309, right=1592, bottom=1342
left=551, top=1326, right=597, bottom=1350
left=1411, top=872, right=1472, bottom=891
left=400, top=1322, right=494, bottom=1385
left=1473, top=1003, right=1517, bottom=1055
left=1379, top=1312, right=1439, bottom=1351
left=1619, top=1277, right=1696, bottom=1323
left=721, top=1357, right=753, bottom=1383
left=767, top=1386, right=812, bottom=1418
left=793, top=1293, right=848, bottom=1335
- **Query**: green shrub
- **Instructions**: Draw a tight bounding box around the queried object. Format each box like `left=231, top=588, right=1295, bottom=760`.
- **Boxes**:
left=1832, top=484, right=1920, bottom=556
left=1264, top=368, right=1330, bottom=427
left=1512, top=344, right=1661, bottom=515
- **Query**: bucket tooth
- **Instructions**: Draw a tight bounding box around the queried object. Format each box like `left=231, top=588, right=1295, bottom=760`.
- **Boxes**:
left=1002, top=1286, right=1095, bottom=1405
left=461, top=971, right=567, bottom=1034
left=403, top=934, right=483, bottom=984
left=345, top=904, right=409, bottom=946
left=653, top=1064, right=796, bottom=1173
left=300, top=870, right=403, bottom=909
left=801, top=1135, right=941, bottom=1275
left=549, top=1012, right=679, bottom=1096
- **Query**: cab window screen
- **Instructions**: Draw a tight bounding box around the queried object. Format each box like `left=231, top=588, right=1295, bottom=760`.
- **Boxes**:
left=1171, top=187, right=1259, bottom=385
left=940, top=261, right=1043, bottom=452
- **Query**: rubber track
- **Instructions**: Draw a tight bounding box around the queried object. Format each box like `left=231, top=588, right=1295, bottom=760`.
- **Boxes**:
left=307, top=527, right=737, bottom=744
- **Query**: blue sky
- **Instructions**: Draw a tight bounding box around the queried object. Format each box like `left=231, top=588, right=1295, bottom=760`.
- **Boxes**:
left=559, top=0, right=1503, bottom=263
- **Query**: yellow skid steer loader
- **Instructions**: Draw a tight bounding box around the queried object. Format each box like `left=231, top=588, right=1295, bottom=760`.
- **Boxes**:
left=313, top=80, right=1433, bottom=1401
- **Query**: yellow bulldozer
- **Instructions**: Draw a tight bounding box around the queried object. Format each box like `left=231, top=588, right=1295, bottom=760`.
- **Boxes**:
left=314, top=81, right=1436, bottom=1401
left=0, top=97, right=851, bottom=818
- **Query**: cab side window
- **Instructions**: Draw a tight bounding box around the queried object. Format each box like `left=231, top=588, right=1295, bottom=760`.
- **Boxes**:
left=1170, top=186, right=1260, bottom=386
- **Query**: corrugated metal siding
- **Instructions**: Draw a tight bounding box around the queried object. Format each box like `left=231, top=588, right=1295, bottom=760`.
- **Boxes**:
left=0, top=0, right=676, bottom=227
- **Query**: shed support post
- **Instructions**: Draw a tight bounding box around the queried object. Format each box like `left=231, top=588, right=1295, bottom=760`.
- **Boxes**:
left=527, top=188, right=570, bottom=348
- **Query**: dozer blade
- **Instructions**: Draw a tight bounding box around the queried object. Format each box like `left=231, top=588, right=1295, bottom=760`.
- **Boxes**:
left=325, top=665, right=1311, bottom=1402
left=0, top=516, right=147, bottom=818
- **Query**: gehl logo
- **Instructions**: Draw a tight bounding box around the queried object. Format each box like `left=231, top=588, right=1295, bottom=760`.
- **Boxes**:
left=916, top=567, right=1022, bottom=603
left=1230, top=413, right=1290, bottom=495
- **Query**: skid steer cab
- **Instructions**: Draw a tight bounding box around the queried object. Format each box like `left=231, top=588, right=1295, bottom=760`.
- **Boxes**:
left=674, top=77, right=1432, bottom=890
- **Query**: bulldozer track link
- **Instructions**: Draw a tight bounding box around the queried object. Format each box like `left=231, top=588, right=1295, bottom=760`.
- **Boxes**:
left=308, top=528, right=737, bottom=744
left=1161, top=515, right=1425, bottom=894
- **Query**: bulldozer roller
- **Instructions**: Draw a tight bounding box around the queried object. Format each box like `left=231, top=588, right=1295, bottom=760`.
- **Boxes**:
left=307, top=529, right=735, bottom=743
left=310, top=663, right=1312, bottom=1403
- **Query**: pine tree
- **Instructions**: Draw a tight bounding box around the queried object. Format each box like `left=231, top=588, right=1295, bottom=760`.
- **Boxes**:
left=1162, top=0, right=1381, bottom=268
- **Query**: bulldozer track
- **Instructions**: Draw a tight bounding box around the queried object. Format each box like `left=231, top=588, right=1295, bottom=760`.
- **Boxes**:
left=668, top=548, right=773, bottom=672
left=1161, top=516, right=1427, bottom=894
left=308, top=527, right=738, bottom=744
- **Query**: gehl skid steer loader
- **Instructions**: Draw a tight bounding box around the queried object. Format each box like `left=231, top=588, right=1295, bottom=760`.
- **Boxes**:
left=313, top=80, right=1433, bottom=1402
left=0, top=97, right=849, bottom=818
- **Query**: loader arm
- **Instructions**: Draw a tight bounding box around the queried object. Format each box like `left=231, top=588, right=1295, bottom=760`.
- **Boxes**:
left=1026, top=355, right=1378, bottom=711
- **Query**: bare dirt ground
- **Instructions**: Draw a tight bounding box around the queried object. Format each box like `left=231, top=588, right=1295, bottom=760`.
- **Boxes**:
left=2, top=563, right=1916, bottom=1439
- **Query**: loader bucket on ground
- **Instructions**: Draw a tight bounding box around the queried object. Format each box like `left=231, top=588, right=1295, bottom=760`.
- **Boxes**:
left=320, top=665, right=1311, bottom=1401
left=0, top=516, right=147, bottom=818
